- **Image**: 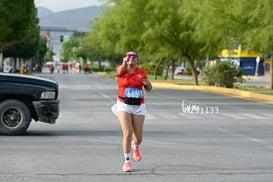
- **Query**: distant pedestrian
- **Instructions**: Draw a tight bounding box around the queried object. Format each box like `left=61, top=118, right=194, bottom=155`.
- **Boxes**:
left=62, top=63, right=69, bottom=74
left=49, top=64, right=54, bottom=74
left=84, top=63, right=89, bottom=73
left=112, top=51, right=152, bottom=172
left=78, top=63, right=82, bottom=73
left=56, top=63, right=60, bottom=74
left=62, top=63, right=66, bottom=74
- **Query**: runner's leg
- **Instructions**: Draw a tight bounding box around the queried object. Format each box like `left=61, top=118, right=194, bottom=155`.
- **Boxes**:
left=118, top=111, right=133, bottom=153
left=132, top=115, right=145, bottom=146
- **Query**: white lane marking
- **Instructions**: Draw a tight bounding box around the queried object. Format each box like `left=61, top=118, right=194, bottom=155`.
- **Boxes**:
left=258, top=113, right=273, bottom=119
left=220, top=113, right=248, bottom=119
left=240, top=113, right=268, bottom=119
left=145, top=113, right=157, bottom=120
left=97, top=91, right=115, bottom=102
left=158, top=112, right=180, bottom=119
left=217, top=127, right=273, bottom=150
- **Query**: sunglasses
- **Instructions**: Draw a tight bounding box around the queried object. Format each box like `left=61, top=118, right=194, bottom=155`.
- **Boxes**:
left=126, top=54, right=138, bottom=59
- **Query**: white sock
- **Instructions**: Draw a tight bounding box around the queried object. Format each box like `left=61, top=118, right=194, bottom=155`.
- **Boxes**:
left=124, top=153, right=131, bottom=162
left=134, top=144, right=139, bottom=149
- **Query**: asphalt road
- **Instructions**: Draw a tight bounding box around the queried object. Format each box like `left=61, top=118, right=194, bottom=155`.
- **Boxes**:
left=1, top=72, right=273, bottom=182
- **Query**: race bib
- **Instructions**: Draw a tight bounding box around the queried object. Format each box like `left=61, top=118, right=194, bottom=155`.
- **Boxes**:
left=125, top=88, right=143, bottom=98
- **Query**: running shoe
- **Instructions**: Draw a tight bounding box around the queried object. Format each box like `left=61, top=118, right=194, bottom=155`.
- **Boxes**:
left=133, top=147, right=142, bottom=161
left=122, top=161, right=133, bottom=172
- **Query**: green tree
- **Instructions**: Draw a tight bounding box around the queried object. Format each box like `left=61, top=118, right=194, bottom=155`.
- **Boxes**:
left=36, top=37, right=48, bottom=71
left=84, top=5, right=127, bottom=62
left=61, top=37, right=80, bottom=61
left=0, top=0, right=36, bottom=51
left=195, top=0, right=273, bottom=89
left=241, top=0, right=273, bottom=89
left=85, top=0, right=212, bottom=83
left=2, top=0, right=39, bottom=72
left=140, top=0, right=210, bottom=84
left=3, top=9, right=40, bottom=60
left=83, top=0, right=273, bottom=86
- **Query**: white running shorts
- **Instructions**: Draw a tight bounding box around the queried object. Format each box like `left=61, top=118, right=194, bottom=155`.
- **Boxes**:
left=111, top=100, right=147, bottom=116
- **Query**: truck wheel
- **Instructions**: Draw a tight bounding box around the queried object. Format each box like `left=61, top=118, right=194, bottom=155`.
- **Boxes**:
left=0, top=99, right=31, bottom=135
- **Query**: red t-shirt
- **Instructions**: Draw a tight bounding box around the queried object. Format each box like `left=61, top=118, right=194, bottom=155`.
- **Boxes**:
left=116, top=66, right=147, bottom=104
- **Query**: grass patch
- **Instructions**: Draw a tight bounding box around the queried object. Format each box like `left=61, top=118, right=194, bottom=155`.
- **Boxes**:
left=104, top=71, right=116, bottom=79
left=148, top=75, right=195, bottom=82
left=234, top=84, right=273, bottom=96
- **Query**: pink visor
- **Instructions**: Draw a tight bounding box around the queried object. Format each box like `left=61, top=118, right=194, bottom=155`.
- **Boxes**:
left=126, top=54, right=138, bottom=59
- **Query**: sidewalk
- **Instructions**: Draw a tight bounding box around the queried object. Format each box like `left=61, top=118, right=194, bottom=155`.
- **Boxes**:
left=243, top=73, right=270, bottom=87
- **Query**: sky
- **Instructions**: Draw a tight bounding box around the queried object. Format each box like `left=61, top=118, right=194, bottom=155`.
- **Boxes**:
left=34, top=0, right=103, bottom=12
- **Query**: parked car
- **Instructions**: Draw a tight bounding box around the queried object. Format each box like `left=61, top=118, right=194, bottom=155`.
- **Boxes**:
left=175, top=67, right=187, bottom=75
left=0, top=73, right=60, bottom=135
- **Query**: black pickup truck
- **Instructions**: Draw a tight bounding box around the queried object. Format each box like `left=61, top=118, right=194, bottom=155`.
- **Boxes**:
left=0, top=73, right=60, bottom=135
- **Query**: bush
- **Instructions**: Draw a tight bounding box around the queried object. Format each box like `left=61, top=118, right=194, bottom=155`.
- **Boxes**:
left=203, top=61, right=244, bottom=88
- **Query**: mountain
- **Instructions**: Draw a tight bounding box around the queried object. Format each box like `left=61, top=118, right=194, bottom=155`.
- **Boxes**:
left=37, top=6, right=102, bottom=32
left=37, top=6, right=103, bottom=54
left=37, top=7, right=54, bottom=17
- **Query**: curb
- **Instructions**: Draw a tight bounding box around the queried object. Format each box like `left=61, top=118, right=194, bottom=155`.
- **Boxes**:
left=93, top=73, right=273, bottom=104
left=152, top=82, right=273, bottom=104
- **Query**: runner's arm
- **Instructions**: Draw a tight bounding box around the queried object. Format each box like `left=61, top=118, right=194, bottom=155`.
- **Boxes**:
left=117, top=57, right=128, bottom=76
left=143, top=79, right=152, bottom=92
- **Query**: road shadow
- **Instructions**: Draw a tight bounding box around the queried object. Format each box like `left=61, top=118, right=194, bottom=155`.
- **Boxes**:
left=24, top=129, right=122, bottom=137
left=23, top=129, right=183, bottom=137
